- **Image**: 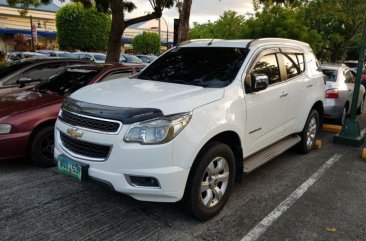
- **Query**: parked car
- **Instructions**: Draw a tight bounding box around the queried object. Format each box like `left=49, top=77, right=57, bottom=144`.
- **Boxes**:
left=119, top=54, right=146, bottom=66
left=362, top=68, right=366, bottom=89
left=74, top=52, right=106, bottom=63
left=0, top=58, right=90, bottom=97
left=344, top=60, right=358, bottom=72
left=37, top=50, right=77, bottom=58
left=0, top=64, right=141, bottom=166
left=136, top=55, right=158, bottom=64
left=7, top=51, right=46, bottom=63
left=54, top=38, right=325, bottom=220
left=322, top=64, right=365, bottom=124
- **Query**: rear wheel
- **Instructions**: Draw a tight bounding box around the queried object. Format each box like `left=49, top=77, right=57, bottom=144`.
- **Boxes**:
left=29, top=125, right=56, bottom=167
left=297, top=109, right=319, bottom=154
left=182, top=142, right=235, bottom=221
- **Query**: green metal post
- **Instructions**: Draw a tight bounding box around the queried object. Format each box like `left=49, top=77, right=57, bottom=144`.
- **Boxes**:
left=333, top=14, right=366, bottom=147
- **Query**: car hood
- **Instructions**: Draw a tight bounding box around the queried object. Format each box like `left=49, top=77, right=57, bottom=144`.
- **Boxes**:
left=70, top=78, right=224, bottom=114
left=0, top=90, right=63, bottom=118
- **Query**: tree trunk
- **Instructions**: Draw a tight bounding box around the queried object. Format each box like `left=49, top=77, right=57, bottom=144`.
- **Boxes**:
left=106, top=0, right=125, bottom=63
left=177, top=0, right=193, bottom=44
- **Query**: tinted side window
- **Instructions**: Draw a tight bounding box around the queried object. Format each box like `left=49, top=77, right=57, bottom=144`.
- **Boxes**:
left=252, top=54, right=281, bottom=85
left=345, top=70, right=354, bottom=83
left=282, top=53, right=301, bottom=79
left=22, top=63, right=65, bottom=82
left=296, top=54, right=305, bottom=72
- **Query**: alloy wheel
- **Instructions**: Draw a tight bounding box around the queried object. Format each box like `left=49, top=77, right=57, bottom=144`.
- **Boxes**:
left=200, top=157, right=230, bottom=208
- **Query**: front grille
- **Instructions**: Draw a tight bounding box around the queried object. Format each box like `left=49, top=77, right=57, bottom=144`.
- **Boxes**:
left=60, top=132, right=110, bottom=159
left=60, top=110, right=121, bottom=133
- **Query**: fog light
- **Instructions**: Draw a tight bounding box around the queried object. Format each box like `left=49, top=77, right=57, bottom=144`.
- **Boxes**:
left=126, top=175, right=160, bottom=188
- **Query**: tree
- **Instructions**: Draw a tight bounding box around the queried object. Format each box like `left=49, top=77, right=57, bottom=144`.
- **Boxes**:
left=132, top=32, right=161, bottom=55
left=7, top=0, right=176, bottom=63
left=305, top=0, right=366, bottom=62
left=188, top=11, right=246, bottom=40
left=188, top=22, right=216, bottom=39
left=56, top=3, right=111, bottom=51
left=242, top=5, right=323, bottom=54
left=176, top=0, right=193, bottom=44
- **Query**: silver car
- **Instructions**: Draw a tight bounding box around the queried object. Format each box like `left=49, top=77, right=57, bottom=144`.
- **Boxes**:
left=322, top=64, right=365, bottom=124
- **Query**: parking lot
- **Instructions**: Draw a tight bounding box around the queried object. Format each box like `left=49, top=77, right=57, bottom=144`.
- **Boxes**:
left=1, top=111, right=365, bottom=241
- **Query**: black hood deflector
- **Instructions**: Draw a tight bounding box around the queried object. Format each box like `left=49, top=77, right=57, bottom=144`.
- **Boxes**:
left=62, top=97, right=164, bottom=124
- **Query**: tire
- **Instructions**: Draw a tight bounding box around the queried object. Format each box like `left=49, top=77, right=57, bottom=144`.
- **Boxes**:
left=29, top=125, right=56, bottom=167
left=182, top=141, right=236, bottom=221
left=357, top=95, right=365, bottom=115
left=297, top=109, right=319, bottom=154
left=337, top=106, right=347, bottom=125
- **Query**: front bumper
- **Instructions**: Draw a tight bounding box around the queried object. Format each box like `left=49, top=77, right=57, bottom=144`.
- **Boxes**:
left=0, top=131, right=31, bottom=160
left=54, top=119, right=190, bottom=202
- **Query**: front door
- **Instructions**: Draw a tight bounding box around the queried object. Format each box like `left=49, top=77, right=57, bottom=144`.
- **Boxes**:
left=244, top=50, right=288, bottom=156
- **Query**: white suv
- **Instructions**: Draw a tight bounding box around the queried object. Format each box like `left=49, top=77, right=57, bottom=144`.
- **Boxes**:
left=54, top=38, right=325, bottom=220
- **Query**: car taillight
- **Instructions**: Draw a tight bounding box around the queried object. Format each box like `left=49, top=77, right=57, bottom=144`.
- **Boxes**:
left=325, top=89, right=339, bottom=98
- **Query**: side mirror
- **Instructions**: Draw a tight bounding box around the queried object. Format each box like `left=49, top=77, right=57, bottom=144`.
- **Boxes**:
left=17, top=76, right=32, bottom=88
left=252, top=74, right=269, bottom=92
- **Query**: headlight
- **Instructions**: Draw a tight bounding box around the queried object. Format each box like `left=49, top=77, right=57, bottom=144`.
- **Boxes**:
left=0, top=124, right=12, bottom=134
left=124, top=112, right=192, bottom=144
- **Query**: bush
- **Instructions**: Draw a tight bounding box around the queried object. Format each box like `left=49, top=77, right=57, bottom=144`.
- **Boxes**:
left=132, top=32, right=161, bottom=55
left=56, top=3, right=111, bottom=51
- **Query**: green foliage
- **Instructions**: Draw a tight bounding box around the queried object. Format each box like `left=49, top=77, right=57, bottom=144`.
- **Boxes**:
left=242, top=5, right=323, bottom=54
left=305, top=0, right=366, bottom=62
left=188, top=22, right=216, bottom=39
left=132, top=32, right=161, bottom=55
left=189, top=11, right=246, bottom=40
left=56, top=3, right=111, bottom=51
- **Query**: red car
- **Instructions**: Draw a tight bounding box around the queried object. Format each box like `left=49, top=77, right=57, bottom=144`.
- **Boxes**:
left=0, top=64, right=141, bottom=166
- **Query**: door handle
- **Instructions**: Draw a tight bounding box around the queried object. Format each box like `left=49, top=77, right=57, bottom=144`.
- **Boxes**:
left=306, top=84, right=313, bottom=88
left=280, top=93, right=288, bottom=98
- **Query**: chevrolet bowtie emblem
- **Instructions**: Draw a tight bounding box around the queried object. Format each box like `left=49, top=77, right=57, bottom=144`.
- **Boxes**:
left=67, top=128, right=83, bottom=138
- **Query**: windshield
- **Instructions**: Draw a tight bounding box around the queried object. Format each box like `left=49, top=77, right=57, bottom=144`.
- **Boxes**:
left=123, top=55, right=143, bottom=63
left=93, top=54, right=106, bottom=61
left=322, top=69, right=338, bottom=82
left=58, top=52, right=77, bottom=58
left=137, top=47, right=248, bottom=87
left=35, top=68, right=100, bottom=96
left=0, top=61, right=32, bottom=79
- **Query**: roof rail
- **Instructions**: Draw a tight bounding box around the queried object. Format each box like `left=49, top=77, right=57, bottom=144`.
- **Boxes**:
left=246, top=38, right=309, bottom=48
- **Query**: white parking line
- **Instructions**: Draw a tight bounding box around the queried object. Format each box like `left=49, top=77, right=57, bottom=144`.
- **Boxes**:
left=240, top=153, right=343, bottom=241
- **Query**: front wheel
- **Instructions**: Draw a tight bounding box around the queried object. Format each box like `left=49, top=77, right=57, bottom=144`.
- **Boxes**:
left=297, top=109, right=319, bottom=154
left=29, top=125, right=56, bottom=167
left=182, top=142, right=235, bottom=221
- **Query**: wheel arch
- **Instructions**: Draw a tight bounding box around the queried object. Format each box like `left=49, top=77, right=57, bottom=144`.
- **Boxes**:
left=192, top=131, right=243, bottom=183
left=311, top=100, right=324, bottom=127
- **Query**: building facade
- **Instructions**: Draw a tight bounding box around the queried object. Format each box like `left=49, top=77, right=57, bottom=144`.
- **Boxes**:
left=0, top=0, right=174, bottom=53
left=0, top=0, right=59, bottom=52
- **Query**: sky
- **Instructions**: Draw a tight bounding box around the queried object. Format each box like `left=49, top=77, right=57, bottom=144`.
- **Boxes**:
left=125, top=0, right=254, bottom=29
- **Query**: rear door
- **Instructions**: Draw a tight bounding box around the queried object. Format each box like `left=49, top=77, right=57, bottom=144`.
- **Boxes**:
left=278, top=50, right=308, bottom=135
left=244, top=49, right=288, bottom=155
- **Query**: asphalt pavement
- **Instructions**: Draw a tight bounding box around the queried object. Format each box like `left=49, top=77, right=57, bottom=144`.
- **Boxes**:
left=1, top=113, right=366, bottom=241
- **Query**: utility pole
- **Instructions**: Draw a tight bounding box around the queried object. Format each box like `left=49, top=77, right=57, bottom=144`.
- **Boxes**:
left=333, top=14, right=366, bottom=146
left=30, top=15, right=34, bottom=51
